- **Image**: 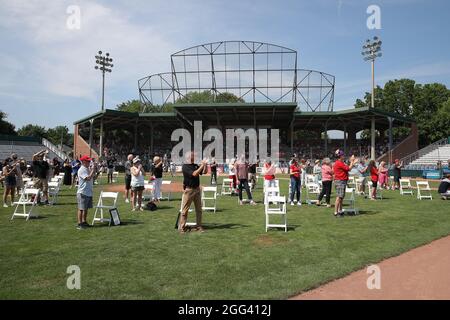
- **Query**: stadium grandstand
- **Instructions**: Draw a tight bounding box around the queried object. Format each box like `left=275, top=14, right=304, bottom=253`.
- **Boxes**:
left=0, top=134, right=67, bottom=162
left=73, top=41, right=418, bottom=166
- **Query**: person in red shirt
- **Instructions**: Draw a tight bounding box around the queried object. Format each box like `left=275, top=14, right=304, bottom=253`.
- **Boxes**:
left=263, top=160, right=276, bottom=189
left=289, top=158, right=302, bottom=206
left=367, top=160, right=379, bottom=200
left=333, top=149, right=358, bottom=217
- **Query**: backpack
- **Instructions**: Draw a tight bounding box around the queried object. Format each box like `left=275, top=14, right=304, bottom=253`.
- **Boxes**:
left=146, top=201, right=157, bottom=211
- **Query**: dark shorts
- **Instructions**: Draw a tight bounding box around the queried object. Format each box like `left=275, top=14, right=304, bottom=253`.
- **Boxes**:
left=371, top=180, right=378, bottom=189
left=335, top=180, right=347, bottom=198
left=77, top=193, right=93, bottom=210
left=132, top=186, right=144, bottom=192
left=394, top=176, right=400, bottom=183
left=4, top=175, right=17, bottom=188
left=125, top=175, right=132, bottom=190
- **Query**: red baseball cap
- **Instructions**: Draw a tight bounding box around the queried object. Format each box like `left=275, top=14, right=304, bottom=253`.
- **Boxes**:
left=80, top=155, right=92, bottom=162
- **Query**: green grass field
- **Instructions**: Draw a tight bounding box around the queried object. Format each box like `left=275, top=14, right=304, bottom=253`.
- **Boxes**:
left=0, top=175, right=448, bottom=299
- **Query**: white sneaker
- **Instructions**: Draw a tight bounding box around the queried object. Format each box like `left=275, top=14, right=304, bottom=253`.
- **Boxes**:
left=131, top=208, right=136, bottom=212
left=139, top=206, right=144, bottom=211
left=290, top=202, right=294, bottom=206
left=3, top=203, right=8, bottom=208
left=125, top=198, right=130, bottom=203
left=297, top=202, right=302, bottom=206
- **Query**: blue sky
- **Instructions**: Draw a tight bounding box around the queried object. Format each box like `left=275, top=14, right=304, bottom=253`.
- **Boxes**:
left=1, top=0, right=449, bottom=132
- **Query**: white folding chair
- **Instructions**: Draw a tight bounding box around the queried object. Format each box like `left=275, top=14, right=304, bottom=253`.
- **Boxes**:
left=265, top=195, right=287, bottom=232
left=221, top=178, right=233, bottom=195
left=58, top=172, right=65, bottom=177
left=143, top=182, right=154, bottom=201
left=264, top=185, right=280, bottom=205
left=160, top=180, right=172, bottom=201
left=92, top=191, right=119, bottom=225
left=11, top=188, right=40, bottom=221
left=367, top=181, right=383, bottom=200
left=342, top=188, right=359, bottom=215
left=347, top=176, right=356, bottom=189
left=305, top=174, right=316, bottom=185
left=399, top=179, right=414, bottom=195
left=416, top=181, right=433, bottom=200
left=112, top=171, right=119, bottom=183
left=202, top=186, right=217, bottom=213
left=47, top=181, right=60, bottom=205
left=305, top=182, right=321, bottom=205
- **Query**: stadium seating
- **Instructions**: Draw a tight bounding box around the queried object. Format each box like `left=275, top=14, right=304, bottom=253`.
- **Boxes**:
left=0, top=141, right=61, bottom=162
left=409, top=144, right=450, bottom=166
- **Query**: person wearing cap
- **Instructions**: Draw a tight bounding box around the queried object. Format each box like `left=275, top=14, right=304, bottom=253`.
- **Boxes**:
left=124, top=154, right=134, bottom=203
left=152, top=156, right=163, bottom=202
left=23, top=164, right=34, bottom=179
left=130, top=157, right=145, bottom=211
left=32, top=150, right=50, bottom=205
left=313, top=159, right=322, bottom=183
left=178, top=152, right=208, bottom=234
left=76, top=155, right=96, bottom=229
left=332, top=149, right=358, bottom=217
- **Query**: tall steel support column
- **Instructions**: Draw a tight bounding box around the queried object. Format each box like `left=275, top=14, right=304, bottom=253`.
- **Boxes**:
left=371, top=116, right=376, bottom=160
left=99, top=118, right=103, bottom=158
left=89, top=119, right=94, bottom=158
left=388, top=116, right=394, bottom=163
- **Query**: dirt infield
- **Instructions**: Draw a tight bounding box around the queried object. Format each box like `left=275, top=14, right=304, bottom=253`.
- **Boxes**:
left=292, top=235, right=450, bottom=300
left=102, top=181, right=185, bottom=194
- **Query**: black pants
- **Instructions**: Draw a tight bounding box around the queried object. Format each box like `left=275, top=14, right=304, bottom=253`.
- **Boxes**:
left=211, top=170, right=217, bottom=184
left=238, top=179, right=253, bottom=201
left=318, top=180, right=332, bottom=204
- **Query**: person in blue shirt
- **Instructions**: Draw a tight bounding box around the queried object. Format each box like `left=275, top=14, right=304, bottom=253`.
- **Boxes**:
left=71, top=158, right=81, bottom=189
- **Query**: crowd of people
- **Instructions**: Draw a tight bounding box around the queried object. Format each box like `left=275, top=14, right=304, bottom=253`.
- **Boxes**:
left=2, top=145, right=449, bottom=232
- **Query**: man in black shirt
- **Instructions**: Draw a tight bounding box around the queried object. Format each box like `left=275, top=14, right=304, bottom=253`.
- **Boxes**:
left=210, top=158, right=217, bottom=185
left=248, top=161, right=258, bottom=190
left=178, top=152, right=208, bottom=234
left=32, top=150, right=50, bottom=204
left=106, top=155, right=116, bottom=184
left=438, top=174, right=450, bottom=200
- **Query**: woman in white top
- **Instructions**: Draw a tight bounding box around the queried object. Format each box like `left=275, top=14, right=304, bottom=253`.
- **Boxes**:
left=131, top=157, right=145, bottom=211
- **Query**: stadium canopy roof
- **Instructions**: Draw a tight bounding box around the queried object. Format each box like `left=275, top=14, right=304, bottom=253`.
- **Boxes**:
left=73, top=109, right=181, bottom=130
left=293, top=106, right=415, bottom=132
left=74, top=105, right=415, bottom=132
left=173, top=102, right=298, bottom=127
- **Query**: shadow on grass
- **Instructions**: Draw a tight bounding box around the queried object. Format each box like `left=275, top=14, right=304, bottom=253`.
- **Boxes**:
left=91, top=220, right=144, bottom=228
left=203, top=223, right=249, bottom=230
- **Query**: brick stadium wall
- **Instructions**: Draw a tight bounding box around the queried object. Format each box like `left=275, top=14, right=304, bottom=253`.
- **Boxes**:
left=378, top=123, right=418, bottom=163
left=73, top=124, right=99, bottom=160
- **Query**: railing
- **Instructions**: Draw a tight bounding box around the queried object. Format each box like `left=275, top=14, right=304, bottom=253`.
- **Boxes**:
left=400, top=137, right=449, bottom=165
left=41, top=138, right=67, bottom=161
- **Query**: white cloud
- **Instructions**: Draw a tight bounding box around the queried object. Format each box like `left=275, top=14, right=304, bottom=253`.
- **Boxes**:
left=0, top=0, right=177, bottom=100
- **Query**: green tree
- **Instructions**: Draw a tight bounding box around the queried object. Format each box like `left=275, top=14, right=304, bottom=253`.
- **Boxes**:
left=46, top=126, right=73, bottom=147
left=17, top=124, right=47, bottom=138
left=116, top=100, right=143, bottom=113
left=354, top=79, right=450, bottom=147
left=175, top=90, right=244, bottom=104
left=0, top=111, right=16, bottom=135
